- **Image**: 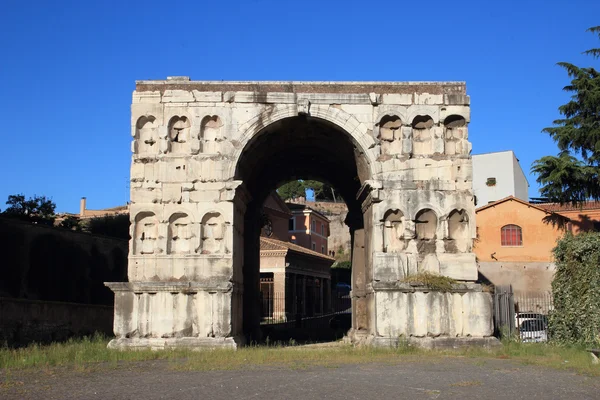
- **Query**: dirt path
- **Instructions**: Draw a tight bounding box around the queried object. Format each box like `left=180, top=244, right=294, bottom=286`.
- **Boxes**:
left=1, top=357, right=599, bottom=399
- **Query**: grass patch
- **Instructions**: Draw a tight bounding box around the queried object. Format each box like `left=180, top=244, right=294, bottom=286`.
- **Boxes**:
left=401, top=272, right=457, bottom=292
left=1, top=335, right=599, bottom=377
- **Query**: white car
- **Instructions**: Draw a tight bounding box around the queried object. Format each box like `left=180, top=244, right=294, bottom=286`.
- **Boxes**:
left=519, top=319, right=548, bottom=343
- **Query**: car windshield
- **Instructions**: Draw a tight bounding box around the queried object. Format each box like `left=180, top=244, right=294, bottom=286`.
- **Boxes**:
left=520, top=319, right=546, bottom=332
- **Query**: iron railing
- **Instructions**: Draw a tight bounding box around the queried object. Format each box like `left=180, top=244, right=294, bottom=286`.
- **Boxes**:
left=493, top=285, right=553, bottom=342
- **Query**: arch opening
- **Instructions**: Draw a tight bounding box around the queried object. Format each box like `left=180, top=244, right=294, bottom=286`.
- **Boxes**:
left=233, top=116, right=372, bottom=343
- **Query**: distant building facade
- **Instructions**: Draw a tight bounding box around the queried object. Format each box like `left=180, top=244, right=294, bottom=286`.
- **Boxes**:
left=259, top=192, right=334, bottom=320
left=475, top=196, right=600, bottom=294
left=286, top=203, right=330, bottom=255
left=474, top=196, right=564, bottom=293
left=472, top=151, right=529, bottom=207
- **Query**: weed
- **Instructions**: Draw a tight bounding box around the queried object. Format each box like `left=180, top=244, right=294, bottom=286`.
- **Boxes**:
left=401, top=272, right=457, bottom=292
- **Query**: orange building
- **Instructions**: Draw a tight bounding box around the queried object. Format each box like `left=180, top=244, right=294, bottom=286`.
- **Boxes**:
left=474, top=196, right=567, bottom=293
left=286, top=203, right=330, bottom=255
left=537, top=201, right=600, bottom=234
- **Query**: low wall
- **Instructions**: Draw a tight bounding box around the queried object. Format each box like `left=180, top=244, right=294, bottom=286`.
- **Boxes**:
left=0, top=297, right=113, bottom=347
left=478, top=262, right=556, bottom=293
left=0, top=216, right=128, bottom=304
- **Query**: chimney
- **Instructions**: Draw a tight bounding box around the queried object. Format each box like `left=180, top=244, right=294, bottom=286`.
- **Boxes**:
left=80, top=197, right=87, bottom=217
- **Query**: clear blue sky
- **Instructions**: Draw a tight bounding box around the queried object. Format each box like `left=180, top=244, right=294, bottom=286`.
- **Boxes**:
left=1, top=0, right=598, bottom=213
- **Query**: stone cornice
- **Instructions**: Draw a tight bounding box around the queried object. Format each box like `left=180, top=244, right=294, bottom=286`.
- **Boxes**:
left=136, top=80, right=467, bottom=96
left=105, top=281, right=232, bottom=293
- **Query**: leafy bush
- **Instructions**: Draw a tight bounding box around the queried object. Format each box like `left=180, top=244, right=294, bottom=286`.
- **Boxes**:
left=550, top=232, right=600, bottom=346
left=332, top=261, right=351, bottom=270
left=85, top=214, right=130, bottom=240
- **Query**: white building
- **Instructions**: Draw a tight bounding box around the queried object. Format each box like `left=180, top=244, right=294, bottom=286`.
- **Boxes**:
left=472, top=150, right=529, bottom=208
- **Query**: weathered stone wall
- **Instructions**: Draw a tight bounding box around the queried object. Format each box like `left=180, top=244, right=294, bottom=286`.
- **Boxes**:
left=108, top=79, right=494, bottom=349
left=0, top=217, right=127, bottom=304
left=0, top=297, right=113, bottom=347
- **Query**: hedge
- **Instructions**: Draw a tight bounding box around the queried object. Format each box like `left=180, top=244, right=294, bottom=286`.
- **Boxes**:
left=550, top=232, right=600, bottom=345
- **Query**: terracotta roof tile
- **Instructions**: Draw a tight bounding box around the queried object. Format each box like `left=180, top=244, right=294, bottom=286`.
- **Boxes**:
left=536, top=201, right=600, bottom=212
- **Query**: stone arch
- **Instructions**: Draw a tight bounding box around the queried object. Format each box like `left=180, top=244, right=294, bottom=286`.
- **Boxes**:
left=415, top=208, right=437, bottom=240
left=232, top=110, right=375, bottom=344
left=167, top=115, right=191, bottom=154
left=135, top=115, right=159, bottom=154
left=382, top=208, right=405, bottom=252
left=447, top=209, right=470, bottom=252
left=200, top=115, right=223, bottom=154
left=443, top=114, right=467, bottom=155
left=228, top=104, right=378, bottom=180
left=200, top=212, right=225, bottom=254
left=133, top=211, right=159, bottom=255
left=411, top=115, right=434, bottom=155
left=167, top=212, right=193, bottom=254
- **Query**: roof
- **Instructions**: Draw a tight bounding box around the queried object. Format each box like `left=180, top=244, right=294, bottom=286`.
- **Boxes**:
left=472, top=150, right=515, bottom=157
left=476, top=196, right=561, bottom=216
left=536, top=201, right=600, bottom=213
left=286, top=203, right=329, bottom=221
left=262, top=191, right=292, bottom=218
left=260, top=237, right=335, bottom=261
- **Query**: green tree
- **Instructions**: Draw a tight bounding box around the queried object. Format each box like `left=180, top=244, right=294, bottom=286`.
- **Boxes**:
left=532, top=26, right=600, bottom=204
left=59, top=215, right=82, bottom=230
left=2, top=194, right=56, bottom=225
left=86, top=214, right=130, bottom=240
left=277, top=180, right=306, bottom=200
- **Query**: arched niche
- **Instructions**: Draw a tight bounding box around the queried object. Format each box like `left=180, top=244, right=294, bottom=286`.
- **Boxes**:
left=200, top=115, right=223, bottom=154
left=135, top=116, right=158, bottom=154
left=378, top=115, right=403, bottom=156
left=447, top=209, right=469, bottom=252
left=415, top=209, right=437, bottom=240
left=200, top=212, right=225, bottom=254
left=167, top=116, right=191, bottom=154
left=411, top=115, right=434, bottom=155
left=443, top=115, right=467, bottom=155
left=167, top=212, right=193, bottom=254
left=133, top=212, right=159, bottom=255
left=383, top=209, right=405, bottom=252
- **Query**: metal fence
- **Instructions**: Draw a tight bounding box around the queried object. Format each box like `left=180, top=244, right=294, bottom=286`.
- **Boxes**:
left=260, top=290, right=351, bottom=324
left=493, top=285, right=554, bottom=342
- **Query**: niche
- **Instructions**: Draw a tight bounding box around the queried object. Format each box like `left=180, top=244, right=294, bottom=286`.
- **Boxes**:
left=134, top=212, right=158, bottom=255
left=415, top=209, right=437, bottom=240
left=201, top=212, right=225, bottom=254
left=135, top=116, right=158, bottom=154
left=378, top=115, right=403, bottom=155
left=383, top=209, right=405, bottom=252
left=168, top=116, right=191, bottom=154
left=447, top=209, right=469, bottom=252
left=200, top=115, right=223, bottom=154
left=167, top=213, right=193, bottom=254
left=443, top=115, right=467, bottom=155
left=411, top=115, right=434, bottom=155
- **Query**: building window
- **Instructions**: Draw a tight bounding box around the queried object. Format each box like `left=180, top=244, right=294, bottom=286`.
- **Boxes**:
left=486, top=177, right=497, bottom=187
left=321, top=245, right=325, bottom=254
left=321, top=223, right=324, bottom=235
left=289, top=218, right=295, bottom=231
left=312, top=220, right=316, bottom=232
left=501, top=224, right=523, bottom=246
left=312, top=242, right=316, bottom=251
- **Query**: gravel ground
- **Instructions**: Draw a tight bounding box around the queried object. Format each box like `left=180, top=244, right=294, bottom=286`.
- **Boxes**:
left=1, top=357, right=599, bottom=399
